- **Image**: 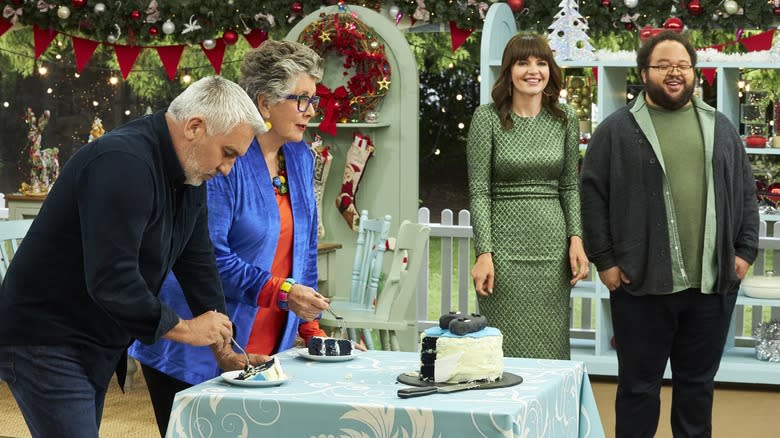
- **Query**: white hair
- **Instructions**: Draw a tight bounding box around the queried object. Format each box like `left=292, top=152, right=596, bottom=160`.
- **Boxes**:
left=167, top=76, right=266, bottom=135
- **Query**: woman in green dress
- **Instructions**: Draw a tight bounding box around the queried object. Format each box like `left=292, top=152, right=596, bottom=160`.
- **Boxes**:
left=467, top=33, right=589, bottom=359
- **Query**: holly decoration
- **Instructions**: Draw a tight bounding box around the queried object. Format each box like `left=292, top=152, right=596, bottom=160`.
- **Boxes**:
left=298, top=13, right=391, bottom=136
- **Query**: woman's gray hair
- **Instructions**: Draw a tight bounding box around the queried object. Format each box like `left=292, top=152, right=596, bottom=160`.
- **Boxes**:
left=239, top=40, right=324, bottom=105
left=168, top=76, right=266, bottom=135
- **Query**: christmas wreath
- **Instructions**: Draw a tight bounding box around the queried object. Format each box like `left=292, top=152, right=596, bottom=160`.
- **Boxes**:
left=298, top=12, right=391, bottom=136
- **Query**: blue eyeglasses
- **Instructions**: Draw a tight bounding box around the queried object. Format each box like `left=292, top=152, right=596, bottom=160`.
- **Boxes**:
left=285, top=94, right=321, bottom=112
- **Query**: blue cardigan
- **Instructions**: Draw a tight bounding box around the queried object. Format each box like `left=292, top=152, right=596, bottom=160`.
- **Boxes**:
left=129, top=138, right=319, bottom=385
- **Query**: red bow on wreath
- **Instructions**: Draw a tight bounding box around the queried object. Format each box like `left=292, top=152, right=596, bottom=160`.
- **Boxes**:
left=317, top=83, right=349, bottom=136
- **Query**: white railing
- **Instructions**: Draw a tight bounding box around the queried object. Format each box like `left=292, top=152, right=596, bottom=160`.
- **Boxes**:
left=415, top=207, right=596, bottom=338
left=415, top=207, right=775, bottom=343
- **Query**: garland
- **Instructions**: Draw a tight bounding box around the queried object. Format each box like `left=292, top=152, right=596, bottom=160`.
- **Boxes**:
left=298, top=12, right=390, bottom=135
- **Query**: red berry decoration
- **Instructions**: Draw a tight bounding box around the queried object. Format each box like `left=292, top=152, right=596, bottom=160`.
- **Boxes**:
left=71, top=0, right=86, bottom=8
left=291, top=2, right=304, bottom=14
left=624, top=22, right=635, bottom=31
left=149, top=26, right=159, bottom=36
left=223, top=30, right=239, bottom=45
left=506, top=0, right=525, bottom=13
left=130, top=10, right=141, bottom=20
left=687, top=0, right=703, bottom=16
left=663, top=17, right=684, bottom=32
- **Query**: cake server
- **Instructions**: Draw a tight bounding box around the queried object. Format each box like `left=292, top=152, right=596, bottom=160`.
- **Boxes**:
left=397, top=382, right=482, bottom=398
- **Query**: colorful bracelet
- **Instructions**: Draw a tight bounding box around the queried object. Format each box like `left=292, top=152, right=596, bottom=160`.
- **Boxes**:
left=277, top=278, right=296, bottom=310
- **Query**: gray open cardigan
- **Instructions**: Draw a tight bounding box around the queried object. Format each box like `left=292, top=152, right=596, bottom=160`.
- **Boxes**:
left=580, top=93, right=758, bottom=296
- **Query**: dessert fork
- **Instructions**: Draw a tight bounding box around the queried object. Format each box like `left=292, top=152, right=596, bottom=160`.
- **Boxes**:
left=325, top=307, right=348, bottom=340
left=231, top=337, right=255, bottom=371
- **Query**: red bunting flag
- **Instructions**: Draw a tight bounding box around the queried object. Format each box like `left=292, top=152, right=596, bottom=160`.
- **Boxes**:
left=242, top=29, right=268, bottom=49
left=700, top=68, right=717, bottom=86
left=739, top=29, right=776, bottom=52
left=113, top=44, right=142, bottom=79
left=448, top=21, right=473, bottom=52
left=0, top=20, right=13, bottom=39
left=33, top=25, right=58, bottom=59
left=156, top=45, right=185, bottom=80
left=201, top=39, right=226, bottom=75
left=71, top=36, right=99, bottom=73
left=592, top=67, right=598, bottom=84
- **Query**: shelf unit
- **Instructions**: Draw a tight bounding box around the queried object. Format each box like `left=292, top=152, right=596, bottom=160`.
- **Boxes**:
left=481, top=3, right=780, bottom=384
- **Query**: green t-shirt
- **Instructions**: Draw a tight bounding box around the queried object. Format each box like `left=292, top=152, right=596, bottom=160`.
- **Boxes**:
left=648, top=104, right=705, bottom=287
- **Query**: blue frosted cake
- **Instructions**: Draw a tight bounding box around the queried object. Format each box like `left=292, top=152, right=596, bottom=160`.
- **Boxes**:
left=419, top=326, right=504, bottom=383
left=307, top=336, right=353, bottom=356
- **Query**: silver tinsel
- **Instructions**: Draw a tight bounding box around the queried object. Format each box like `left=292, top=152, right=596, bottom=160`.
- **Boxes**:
left=753, top=320, right=780, bottom=362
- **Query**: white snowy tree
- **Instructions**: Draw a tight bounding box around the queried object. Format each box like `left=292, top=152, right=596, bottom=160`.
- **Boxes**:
left=547, top=0, right=595, bottom=62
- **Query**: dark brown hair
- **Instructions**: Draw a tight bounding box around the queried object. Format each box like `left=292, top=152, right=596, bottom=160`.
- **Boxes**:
left=491, top=33, right=565, bottom=130
left=636, top=30, right=697, bottom=82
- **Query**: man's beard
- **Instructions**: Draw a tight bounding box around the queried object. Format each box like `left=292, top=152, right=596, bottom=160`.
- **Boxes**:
left=644, top=77, right=695, bottom=111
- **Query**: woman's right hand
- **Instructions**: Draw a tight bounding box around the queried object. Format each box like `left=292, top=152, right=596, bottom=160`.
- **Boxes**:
left=472, top=253, right=495, bottom=297
left=287, top=284, right=329, bottom=321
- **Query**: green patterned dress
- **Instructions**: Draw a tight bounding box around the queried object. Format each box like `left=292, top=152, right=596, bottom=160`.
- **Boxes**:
left=466, top=103, right=581, bottom=359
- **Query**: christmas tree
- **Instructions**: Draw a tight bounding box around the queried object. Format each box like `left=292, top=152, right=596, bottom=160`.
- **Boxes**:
left=547, top=0, right=595, bottom=63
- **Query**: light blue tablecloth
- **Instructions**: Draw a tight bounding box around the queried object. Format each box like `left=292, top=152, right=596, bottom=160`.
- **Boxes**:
left=166, top=349, right=605, bottom=438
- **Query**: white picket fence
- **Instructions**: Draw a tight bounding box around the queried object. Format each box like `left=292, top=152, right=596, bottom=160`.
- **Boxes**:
left=415, top=207, right=774, bottom=343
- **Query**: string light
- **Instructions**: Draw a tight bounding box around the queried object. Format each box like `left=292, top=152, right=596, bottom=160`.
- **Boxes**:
left=109, top=75, right=119, bottom=85
left=2, top=102, right=9, bottom=108
left=457, top=122, right=465, bottom=129
left=38, top=65, right=48, bottom=76
left=182, top=72, right=192, bottom=83
left=92, top=100, right=99, bottom=107
left=455, top=94, right=463, bottom=101
left=46, top=88, right=53, bottom=94
left=124, top=110, right=131, bottom=115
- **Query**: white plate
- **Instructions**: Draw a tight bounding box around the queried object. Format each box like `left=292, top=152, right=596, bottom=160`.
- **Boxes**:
left=220, top=370, right=290, bottom=387
left=296, top=347, right=363, bottom=362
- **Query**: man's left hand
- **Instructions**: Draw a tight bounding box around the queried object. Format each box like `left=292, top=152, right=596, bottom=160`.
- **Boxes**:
left=735, top=255, right=750, bottom=280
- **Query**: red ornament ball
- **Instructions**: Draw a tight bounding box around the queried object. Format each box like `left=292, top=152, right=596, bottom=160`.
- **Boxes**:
left=71, top=0, right=86, bottom=9
left=663, top=17, right=684, bottom=31
left=506, top=0, right=525, bottom=13
left=687, top=0, right=703, bottom=16
left=624, top=22, right=635, bottom=31
left=291, top=2, right=304, bottom=14
left=148, top=26, right=159, bottom=36
left=601, top=0, right=611, bottom=6
left=130, top=10, right=141, bottom=20
left=223, top=30, right=239, bottom=45
left=774, top=6, right=780, bottom=16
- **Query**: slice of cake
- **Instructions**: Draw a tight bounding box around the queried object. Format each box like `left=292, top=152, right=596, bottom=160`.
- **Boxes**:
left=236, top=357, right=284, bottom=381
left=307, top=336, right=353, bottom=356
left=419, top=325, right=504, bottom=384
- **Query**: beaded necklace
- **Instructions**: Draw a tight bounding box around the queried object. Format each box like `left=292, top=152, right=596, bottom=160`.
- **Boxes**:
left=271, top=150, right=288, bottom=195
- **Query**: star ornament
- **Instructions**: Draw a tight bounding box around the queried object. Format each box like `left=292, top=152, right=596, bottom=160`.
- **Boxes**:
left=376, top=77, right=390, bottom=91
left=318, top=31, right=331, bottom=42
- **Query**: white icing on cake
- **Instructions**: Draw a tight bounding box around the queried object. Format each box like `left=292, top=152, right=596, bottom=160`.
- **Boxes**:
left=239, top=357, right=285, bottom=381
left=420, top=326, right=504, bottom=383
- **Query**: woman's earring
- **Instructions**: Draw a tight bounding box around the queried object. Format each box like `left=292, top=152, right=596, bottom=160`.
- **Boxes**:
left=264, top=120, right=272, bottom=130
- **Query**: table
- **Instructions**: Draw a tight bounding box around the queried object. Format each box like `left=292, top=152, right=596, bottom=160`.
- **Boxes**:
left=316, top=242, right=341, bottom=297
left=166, top=349, right=605, bottom=438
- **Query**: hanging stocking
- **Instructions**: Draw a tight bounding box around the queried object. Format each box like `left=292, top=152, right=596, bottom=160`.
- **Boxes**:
left=309, top=135, right=333, bottom=238
left=336, top=132, right=375, bottom=231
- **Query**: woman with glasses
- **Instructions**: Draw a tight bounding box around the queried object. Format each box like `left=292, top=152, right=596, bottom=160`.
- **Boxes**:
left=129, top=40, right=334, bottom=437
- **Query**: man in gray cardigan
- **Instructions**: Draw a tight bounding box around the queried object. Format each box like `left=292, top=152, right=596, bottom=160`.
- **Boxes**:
left=580, top=31, right=758, bottom=438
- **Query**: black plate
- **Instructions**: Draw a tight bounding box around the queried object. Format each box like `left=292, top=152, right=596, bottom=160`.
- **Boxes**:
left=396, top=371, right=522, bottom=390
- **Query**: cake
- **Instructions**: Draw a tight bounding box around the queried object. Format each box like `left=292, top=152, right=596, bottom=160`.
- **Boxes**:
left=419, top=314, right=504, bottom=384
left=307, top=336, right=353, bottom=356
left=236, top=357, right=284, bottom=381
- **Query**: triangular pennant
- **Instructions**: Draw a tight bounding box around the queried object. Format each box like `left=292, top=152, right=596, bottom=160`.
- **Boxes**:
left=700, top=67, right=717, bottom=86
left=113, top=44, right=142, bottom=79
left=242, top=29, right=268, bottom=49
left=592, top=67, right=598, bottom=84
left=0, top=20, right=13, bottom=38
left=708, top=44, right=724, bottom=52
left=448, top=21, right=473, bottom=52
left=71, top=36, right=99, bottom=73
left=739, top=29, right=776, bottom=53
left=33, top=25, right=58, bottom=59
left=155, top=45, right=185, bottom=80
left=201, top=39, right=226, bottom=75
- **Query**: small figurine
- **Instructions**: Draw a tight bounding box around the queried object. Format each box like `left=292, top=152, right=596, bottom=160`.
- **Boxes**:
left=21, top=108, right=59, bottom=196
left=89, top=117, right=105, bottom=142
